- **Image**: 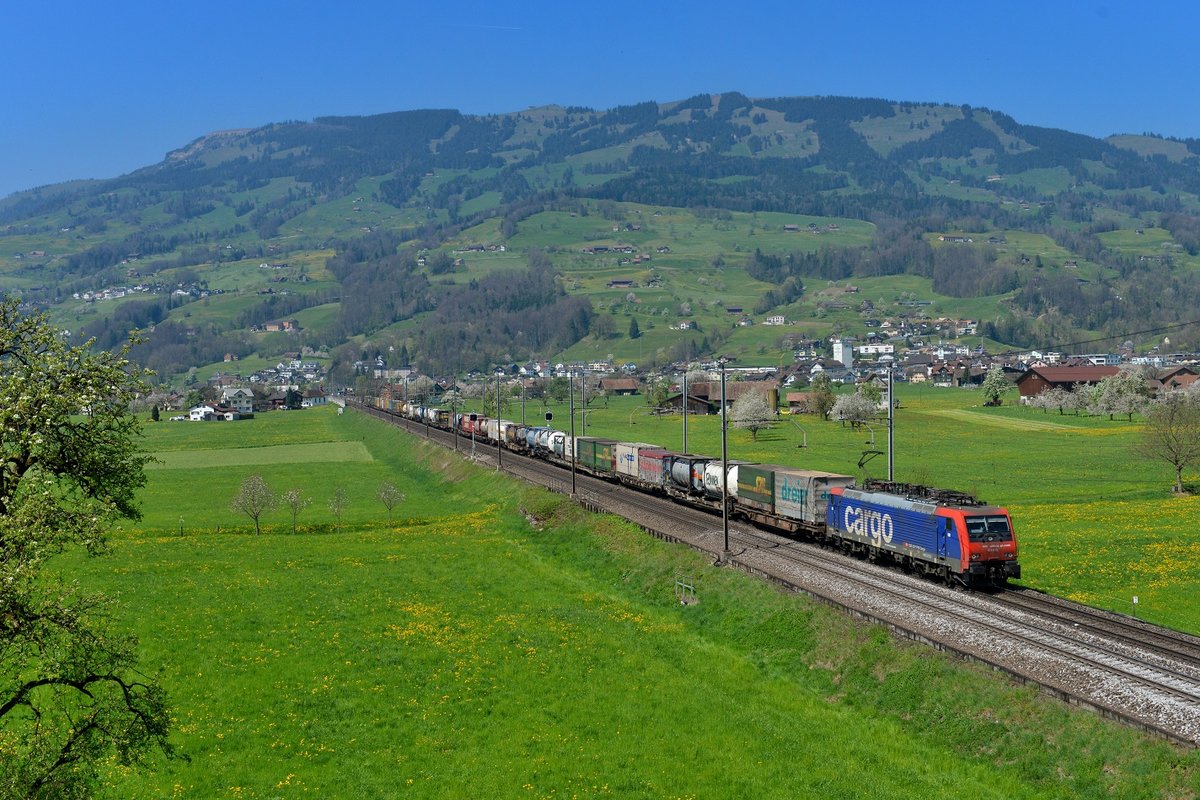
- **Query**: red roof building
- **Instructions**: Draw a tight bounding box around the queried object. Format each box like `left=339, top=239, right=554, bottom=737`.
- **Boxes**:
left=1014, top=366, right=1120, bottom=400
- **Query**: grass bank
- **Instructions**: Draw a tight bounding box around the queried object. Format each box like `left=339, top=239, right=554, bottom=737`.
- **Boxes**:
left=64, top=408, right=1200, bottom=797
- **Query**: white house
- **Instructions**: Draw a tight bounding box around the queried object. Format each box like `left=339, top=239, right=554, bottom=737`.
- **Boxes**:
left=301, top=389, right=328, bottom=408
left=188, top=404, right=216, bottom=422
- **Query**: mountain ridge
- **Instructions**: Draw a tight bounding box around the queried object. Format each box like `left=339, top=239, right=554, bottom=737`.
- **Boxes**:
left=3, top=91, right=1200, bottom=383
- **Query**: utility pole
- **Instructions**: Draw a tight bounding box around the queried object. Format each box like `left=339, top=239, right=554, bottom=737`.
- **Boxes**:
left=682, top=370, right=688, bottom=453
left=720, top=359, right=730, bottom=559
left=495, top=371, right=503, bottom=471
left=569, top=373, right=577, bottom=496
left=887, top=367, right=894, bottom=481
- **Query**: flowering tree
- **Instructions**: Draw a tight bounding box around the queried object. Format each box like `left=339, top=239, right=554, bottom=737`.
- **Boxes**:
left=979, top=365, right=1012, bottom=406
left=831, top=391, right=880, bottom=426
left=328, top=486, right=350, bottom=530
left=376, top=481, right=405, bottom=524
left=0, top=299, right=173, bottom=797
left=731, top=391, right=775, bottom=441
left=1089, top=369, right=1150, bottom=420
left=1134, top=390, right=1200, bottom=493
left=230, top=474, right=277, bottom=535
left=281, top=488, right=312, bottom=535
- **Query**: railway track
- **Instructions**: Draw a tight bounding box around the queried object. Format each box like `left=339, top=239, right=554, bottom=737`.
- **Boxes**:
left=356, top=403, right=1200, bottom=745
left=990, top=588, right=1200, bottom=671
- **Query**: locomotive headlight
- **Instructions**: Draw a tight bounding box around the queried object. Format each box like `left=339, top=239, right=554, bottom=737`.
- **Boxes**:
left=970, top=553, right=979, bottom=561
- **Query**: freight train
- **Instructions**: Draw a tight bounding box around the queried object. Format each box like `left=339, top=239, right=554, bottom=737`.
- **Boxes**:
left=373, top=398, right=1020, bottom=587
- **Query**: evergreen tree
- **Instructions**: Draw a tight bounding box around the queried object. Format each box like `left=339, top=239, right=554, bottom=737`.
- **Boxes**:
left=629, top=317, right=641, bottom=339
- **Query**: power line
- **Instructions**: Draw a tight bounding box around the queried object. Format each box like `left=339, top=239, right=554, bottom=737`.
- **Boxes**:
left=991, top=318, right=1200, bottom=359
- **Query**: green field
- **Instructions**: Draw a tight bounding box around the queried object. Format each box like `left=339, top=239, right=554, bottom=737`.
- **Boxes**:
left=56, top=403, right=1200, bottom=797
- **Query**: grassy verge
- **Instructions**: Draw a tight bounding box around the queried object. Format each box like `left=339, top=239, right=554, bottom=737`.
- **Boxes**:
left=63, top=409, right=1200, bottom=797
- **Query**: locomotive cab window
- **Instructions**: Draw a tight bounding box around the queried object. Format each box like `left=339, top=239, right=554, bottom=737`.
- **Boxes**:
left=965, top=515, right=1012, bottom=542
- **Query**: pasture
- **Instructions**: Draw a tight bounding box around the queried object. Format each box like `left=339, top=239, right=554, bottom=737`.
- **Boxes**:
left=59, top=404, right=1200, bottom=797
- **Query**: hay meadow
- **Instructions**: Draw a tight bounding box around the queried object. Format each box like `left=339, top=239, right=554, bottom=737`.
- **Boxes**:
left=64, top=398, right=1200, bottom=798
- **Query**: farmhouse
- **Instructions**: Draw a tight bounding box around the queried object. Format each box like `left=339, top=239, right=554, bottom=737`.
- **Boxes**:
left=661, top=393, right=715, bottom=415
left=785, top=391, right=823, bottom=414
left=1014, top=366, right=1121, bottom=402
left=599, top=377, right=639, bottom=396
left=688, top=380, right=779, bottom=412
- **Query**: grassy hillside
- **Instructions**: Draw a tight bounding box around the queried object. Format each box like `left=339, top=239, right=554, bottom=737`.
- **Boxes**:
left=5, top=93, right=1200, bottom=379
left=61, top=406, right=1200, bottom=797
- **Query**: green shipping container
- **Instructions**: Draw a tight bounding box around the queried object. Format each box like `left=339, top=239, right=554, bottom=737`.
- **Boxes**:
left=575, top=437, right=617, bottom=475
left=736, top=465, right=776, bottom=512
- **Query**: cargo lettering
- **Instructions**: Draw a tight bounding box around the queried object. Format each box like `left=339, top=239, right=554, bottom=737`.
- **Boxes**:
left=843, top=506, right=894, bottom=546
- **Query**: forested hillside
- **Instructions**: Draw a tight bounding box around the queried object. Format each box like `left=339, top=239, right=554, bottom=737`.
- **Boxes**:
left=4, top=92, right=1200, bottom=381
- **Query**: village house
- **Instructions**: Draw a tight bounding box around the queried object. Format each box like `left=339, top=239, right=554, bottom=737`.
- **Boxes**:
left=598, top=377, right=639, bottom=396
left=220, top=387, right=254, bottom=415
left=188, top=404, right=216, bottom=422
left=301, top=388, right=328, bottom=408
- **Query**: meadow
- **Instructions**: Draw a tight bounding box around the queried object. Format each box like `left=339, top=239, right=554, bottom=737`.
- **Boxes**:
left=501, top=382, right=1200, bottom=634
left=61, top=402, right=1200, bottom=797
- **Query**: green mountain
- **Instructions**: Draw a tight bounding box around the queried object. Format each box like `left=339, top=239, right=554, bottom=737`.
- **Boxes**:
left=4, top=92, right=1200, bottom=382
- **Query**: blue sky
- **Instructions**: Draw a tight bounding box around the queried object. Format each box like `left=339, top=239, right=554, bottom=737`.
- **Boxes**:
left=2, top=0, right=1197, bottom=198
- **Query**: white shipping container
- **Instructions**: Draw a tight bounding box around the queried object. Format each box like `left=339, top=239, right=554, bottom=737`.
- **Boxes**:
left=614, top=443, right=656, bottom=478
left=775, top=469, right=855, bottom=525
